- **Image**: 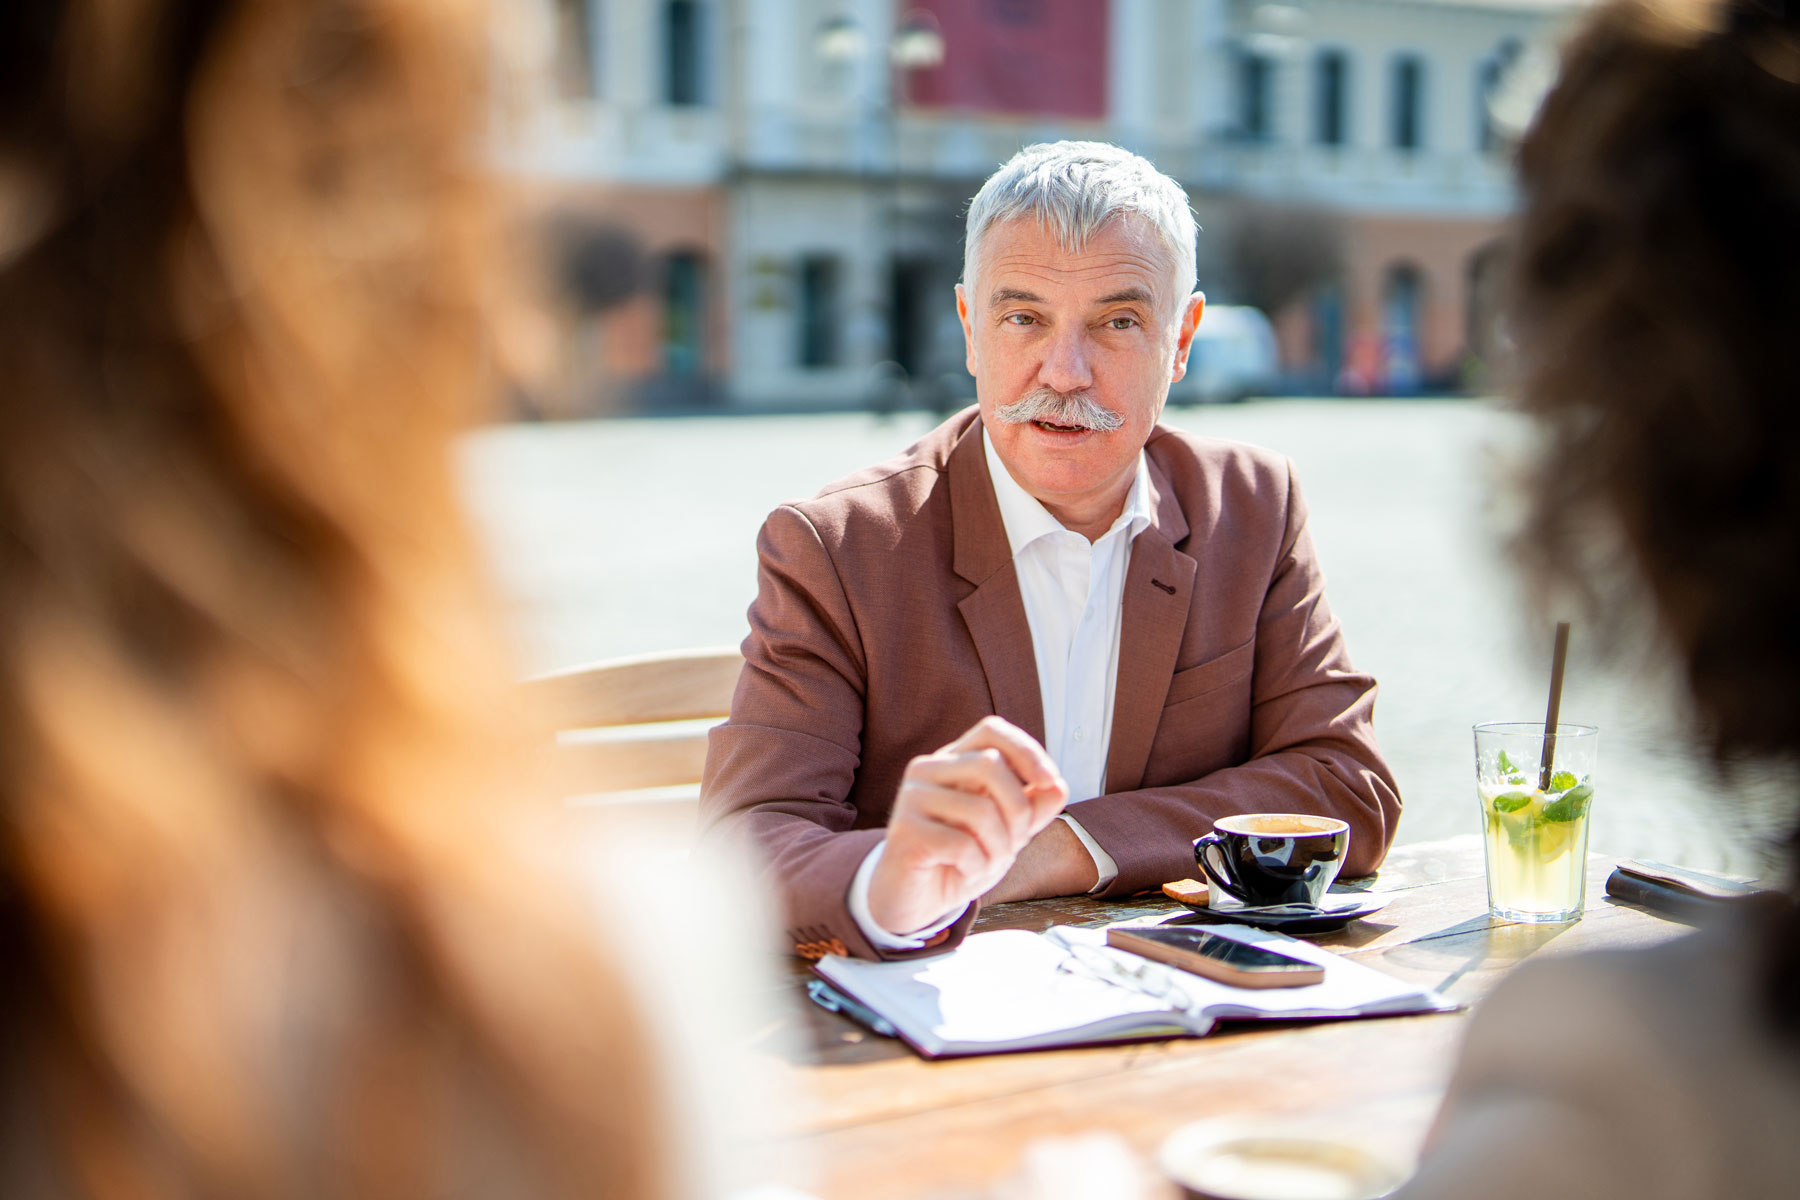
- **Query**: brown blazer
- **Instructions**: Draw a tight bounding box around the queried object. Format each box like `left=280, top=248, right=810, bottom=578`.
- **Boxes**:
left=700, top=409, right=1401, bottom=960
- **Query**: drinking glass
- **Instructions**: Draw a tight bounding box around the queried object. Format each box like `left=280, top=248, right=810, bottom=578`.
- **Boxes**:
left=1472, top=722, right=1598, bottom=923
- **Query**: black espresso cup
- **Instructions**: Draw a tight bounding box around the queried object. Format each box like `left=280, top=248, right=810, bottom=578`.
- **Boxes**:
left=1193, top=813, right=1350, bottom=908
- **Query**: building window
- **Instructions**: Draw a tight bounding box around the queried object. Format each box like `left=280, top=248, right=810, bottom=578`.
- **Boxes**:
left=1314, top=49, right=1348, bottom=147
left=1466, top=241, right=1509, bottom=365
left=1312, top=279, right=1345, bottom=383
left=664, top=0, right=702, bottom=107
left=1382, top=262, right=1424, bottom=393
left=1236, top=50, right=1275, bottom=142
left=798, top=255, right=840, bottom=368
left=553, top=0, right=598, bottom=99
left=662, top=250, right=706, bottom=376
left=1391, top=55, right=1425, bottom=151
left=1476, top=58, right=1503, bottom=153
left=1477, top=40, right=1520, bottom=153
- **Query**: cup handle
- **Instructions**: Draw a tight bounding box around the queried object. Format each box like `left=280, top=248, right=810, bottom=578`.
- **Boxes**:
left=1194, top=834, right=1255, bottom=905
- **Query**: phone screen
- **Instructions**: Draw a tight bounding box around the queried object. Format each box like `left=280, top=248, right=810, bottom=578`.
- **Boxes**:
left=1123, top=926, right=1315, bottom=972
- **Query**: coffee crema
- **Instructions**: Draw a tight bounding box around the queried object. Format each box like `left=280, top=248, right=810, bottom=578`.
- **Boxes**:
left=1216, top=814, right=1348, bottom=837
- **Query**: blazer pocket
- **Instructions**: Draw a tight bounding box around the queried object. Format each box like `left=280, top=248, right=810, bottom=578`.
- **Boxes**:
left=1163, top=639, right=1255, bottom=707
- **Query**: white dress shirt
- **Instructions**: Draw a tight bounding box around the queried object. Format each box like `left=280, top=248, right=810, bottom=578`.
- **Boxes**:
left=847, top=425, right=1152, bottom=948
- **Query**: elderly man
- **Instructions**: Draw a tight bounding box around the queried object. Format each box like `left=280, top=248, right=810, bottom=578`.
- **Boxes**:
left=701, top=141, right=1400, bottom=960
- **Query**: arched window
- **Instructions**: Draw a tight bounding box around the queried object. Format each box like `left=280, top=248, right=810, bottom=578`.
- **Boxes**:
left=1382, top=262, right=1425, bottom=393
left=797, top=255, right=841, bottom=369
left=1312, top=279, right=1346, bottom=383
left=1466, top=241, right=1510, bottom=366
left=662, top=250, right=707, bottom=375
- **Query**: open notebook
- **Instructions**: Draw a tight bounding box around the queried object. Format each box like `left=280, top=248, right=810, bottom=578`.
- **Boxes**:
left=813, top=922, right=1457, bottom=1059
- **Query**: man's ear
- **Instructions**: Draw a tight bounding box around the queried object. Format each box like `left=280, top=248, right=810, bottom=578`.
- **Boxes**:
left=956, top=284, right=977, bottom=375
left=1169, top=292, right=1206, bottom=383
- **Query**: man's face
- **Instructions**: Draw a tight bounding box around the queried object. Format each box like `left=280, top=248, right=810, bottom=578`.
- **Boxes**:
left=957, top=215, right=1203, bottom=529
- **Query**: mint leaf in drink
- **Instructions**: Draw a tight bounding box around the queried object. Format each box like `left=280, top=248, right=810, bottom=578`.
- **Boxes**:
left=1542, top=783, right=1593, bottom=823
left=1507, top=813, right=1544, bottom=852
left=1497, top=750, right=1520, bottom=776
left=1492, top=791, right=1533, bottom=814
left=1550, top=770, right=1578, bottom=793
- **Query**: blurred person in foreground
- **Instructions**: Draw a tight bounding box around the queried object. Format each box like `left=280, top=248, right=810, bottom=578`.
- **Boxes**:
left=1395, top=1, right=1800, bottom=1195
left=0, top=1, right=781, bottom=1196
left=702, top=141, right=1401, bottom=961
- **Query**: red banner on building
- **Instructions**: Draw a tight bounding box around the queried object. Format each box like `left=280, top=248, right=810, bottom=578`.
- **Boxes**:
left=905, top=0, right=1109, bottom=120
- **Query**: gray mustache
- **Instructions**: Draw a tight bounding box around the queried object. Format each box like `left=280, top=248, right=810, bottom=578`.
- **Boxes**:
left=994, top=389, right=1125, bottom=432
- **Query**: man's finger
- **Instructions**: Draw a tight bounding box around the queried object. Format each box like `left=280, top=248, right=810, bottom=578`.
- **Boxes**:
left=887, top=803, right=1012, bottom=895
left=942, top=715, right=1067, bottom=799
left=893, top=779, right=1015, bottom=868
left=1022, top=776, right=1069, bottom=832
left=905, top=749, right=1034, bottom=847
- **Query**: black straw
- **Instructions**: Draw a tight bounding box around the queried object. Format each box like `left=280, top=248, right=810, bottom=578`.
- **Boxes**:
left=1539, top=622, right=1571, bottom=790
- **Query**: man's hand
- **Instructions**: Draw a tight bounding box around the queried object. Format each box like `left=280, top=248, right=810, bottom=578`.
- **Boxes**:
left=866, top=716, right=1069, bottom=936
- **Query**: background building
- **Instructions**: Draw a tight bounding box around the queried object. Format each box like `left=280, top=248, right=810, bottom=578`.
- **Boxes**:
left=500, top=0, right=1581, bottom=414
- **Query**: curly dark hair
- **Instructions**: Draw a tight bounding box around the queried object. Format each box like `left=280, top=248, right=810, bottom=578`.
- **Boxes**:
left=1510, top=0, right=1800, bottom=1022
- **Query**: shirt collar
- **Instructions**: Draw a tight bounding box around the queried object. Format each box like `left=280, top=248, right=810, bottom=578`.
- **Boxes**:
left=981, top=422, right=1153, bottom=558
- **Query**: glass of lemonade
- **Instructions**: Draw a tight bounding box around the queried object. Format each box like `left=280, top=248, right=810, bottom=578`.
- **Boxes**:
left=1473, top=722, right=1598, bottom=923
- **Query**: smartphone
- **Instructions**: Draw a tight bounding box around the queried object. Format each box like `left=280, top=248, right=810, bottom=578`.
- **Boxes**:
left=1106, top=926, right=1325, bottom=989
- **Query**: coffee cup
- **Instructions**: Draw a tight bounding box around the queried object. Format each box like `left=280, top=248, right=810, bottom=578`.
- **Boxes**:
left=1193, top=814, right=1350, bottom=909
left=1159, top=1118, right=1406, bottom=1200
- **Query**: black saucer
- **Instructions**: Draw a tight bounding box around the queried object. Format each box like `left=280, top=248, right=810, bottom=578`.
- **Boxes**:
left=1170, top=892, right=1394, bottom=934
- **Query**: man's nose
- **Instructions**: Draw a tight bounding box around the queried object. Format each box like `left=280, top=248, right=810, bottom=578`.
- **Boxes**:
left=1037, top=324, right=1093, bottom=394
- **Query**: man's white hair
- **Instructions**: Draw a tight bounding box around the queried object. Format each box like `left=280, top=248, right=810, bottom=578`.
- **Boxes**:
left=962, top=140, right=1198, bottom=310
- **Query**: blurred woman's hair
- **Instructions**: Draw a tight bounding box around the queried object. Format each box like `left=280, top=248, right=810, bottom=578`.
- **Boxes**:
left=1508, top=0, right=1800, bottom=1020
left=0, top=0, right=674, bottom=1194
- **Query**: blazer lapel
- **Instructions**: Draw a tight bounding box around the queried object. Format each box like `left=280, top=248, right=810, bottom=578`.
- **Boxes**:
left=949, top=422, right=1045, bottom=745
left=1105, top=453, right=1196, bottom=794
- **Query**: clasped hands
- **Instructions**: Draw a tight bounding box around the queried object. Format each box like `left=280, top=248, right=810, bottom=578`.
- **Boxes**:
left=866, top=716, right=1100, bottom=937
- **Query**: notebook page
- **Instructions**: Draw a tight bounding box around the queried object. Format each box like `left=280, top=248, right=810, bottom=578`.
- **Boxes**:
left=1062, top=923, right=1457, bottom=1019
left=817, top=929, right=1192, bottom=1049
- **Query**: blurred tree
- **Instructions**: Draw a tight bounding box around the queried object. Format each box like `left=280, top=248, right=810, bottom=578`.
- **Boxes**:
left=548, top=215, right=646, bottom=314
left=1212, top=200, right=1348, bottom=314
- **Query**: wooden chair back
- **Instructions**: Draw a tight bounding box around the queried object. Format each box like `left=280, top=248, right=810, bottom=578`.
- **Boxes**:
left=527, top=646, right=743, bottom=804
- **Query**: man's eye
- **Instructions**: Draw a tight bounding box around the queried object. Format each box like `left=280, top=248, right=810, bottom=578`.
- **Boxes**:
left=1004, top=313, right=1036, bottom=326
left=1107, top=316, right=1138, bottom=330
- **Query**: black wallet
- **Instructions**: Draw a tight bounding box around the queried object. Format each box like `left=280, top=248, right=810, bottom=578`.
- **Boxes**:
left=1604, top=858, right=1766, bottom=923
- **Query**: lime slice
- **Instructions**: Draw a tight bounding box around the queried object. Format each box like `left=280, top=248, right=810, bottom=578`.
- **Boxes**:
left=1535, top=816, right=1573, bottom=861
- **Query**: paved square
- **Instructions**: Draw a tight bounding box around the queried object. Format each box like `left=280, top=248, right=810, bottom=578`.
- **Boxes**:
left=461, top=400, right=1785, bottom=874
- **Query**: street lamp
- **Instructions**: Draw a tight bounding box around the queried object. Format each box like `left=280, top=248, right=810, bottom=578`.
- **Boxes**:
left=818, top=10, right=945, bottom=72
left=1244, top=2, right=1310, bottom=59
left=814, top=8, right=945, bottom=409
left=813, top=14, right=868, bottom=65
left=891, top=10, right=947, bottom=71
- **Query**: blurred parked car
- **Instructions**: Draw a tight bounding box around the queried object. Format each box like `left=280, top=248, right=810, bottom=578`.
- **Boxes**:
left=1182, top=304, right=1278, bottom=403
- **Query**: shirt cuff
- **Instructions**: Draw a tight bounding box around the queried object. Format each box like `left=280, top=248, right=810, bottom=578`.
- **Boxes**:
left=846, top=840, right=970, bottom=950
left=1059, top=811, right=1119, bottom=893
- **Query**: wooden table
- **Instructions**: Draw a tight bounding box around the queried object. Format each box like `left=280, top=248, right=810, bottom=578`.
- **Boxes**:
left=755, top=837, right=1692, bottom=1200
